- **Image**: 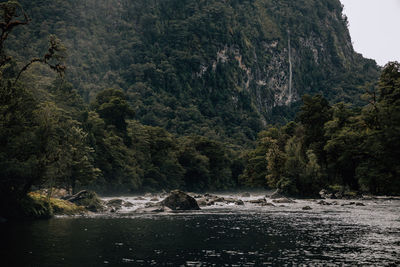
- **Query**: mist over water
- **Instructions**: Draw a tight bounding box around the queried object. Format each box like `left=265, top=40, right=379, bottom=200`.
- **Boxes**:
left=1, top=193, right=399, bottom=266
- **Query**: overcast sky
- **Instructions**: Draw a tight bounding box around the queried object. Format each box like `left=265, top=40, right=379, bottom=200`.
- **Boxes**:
left=340, top=0, right=400, bottom=66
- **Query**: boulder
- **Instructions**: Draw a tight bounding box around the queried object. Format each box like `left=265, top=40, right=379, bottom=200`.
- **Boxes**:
left=241, top=192, right=251, bottom=197
left=196, top=198, right=208, bottom=206
left=134, top=196, right=146, bottom=200
left=341, top=202, right=355, bottom=206
left=144, top=202, right=160, bottom=208
left=105, top=198, right=128, bottom=212
left=66, top=190, right=104, bottom=212
left=317, top=200, right=332, bottom=206
left=106, top=199, right=123, bottom=208
left=272, top=198, right=296, bottom=204
left=150, top=197, right=159, bottom=202
left=213, top=197, right=226, bottom=203
left=235, top=199, right=245, bottom=205
left=341, top=202, right=365, bottom=207
left=248, top=198, right=266, bottom=204
left=206, top=200, right=215, bottom=206
left=161, top=190, right=200, bottom=210
left=224, top=197, right=243, bottom=205
left=123, top=201, right=134, bottom=207
left=302, top=206, right=312, bottom=210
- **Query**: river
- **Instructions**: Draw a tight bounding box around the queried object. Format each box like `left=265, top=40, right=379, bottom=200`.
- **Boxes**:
left=1, top=193, right=399, bottom=266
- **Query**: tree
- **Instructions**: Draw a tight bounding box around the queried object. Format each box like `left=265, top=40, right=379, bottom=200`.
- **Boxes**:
left=240, top=127, right=286, bottom=188
left=297, top=94, right=332, bottom=165
left=323, top=103, right=363, bottom=189
left=357, top=62, right=400, bottom=194
left=92, top=88, right=135, bottom=133
left=266, top=138, right=286, bottom=189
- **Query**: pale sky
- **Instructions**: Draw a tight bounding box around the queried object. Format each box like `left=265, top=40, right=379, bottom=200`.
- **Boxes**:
left=340, top=0, right=400, bottom=66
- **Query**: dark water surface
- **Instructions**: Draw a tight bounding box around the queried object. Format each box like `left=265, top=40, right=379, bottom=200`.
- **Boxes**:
left=1, top=196, right=400, bottom=266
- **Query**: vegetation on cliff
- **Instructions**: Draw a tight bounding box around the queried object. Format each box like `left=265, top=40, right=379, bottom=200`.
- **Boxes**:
left=0, top=1, right=398, bottom=219
left=10, top=0, right=379, bottom=144
left=241, top=62, right=400, bottom=196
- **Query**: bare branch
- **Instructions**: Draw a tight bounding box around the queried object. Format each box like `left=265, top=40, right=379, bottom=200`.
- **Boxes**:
left=13, top=35, right=67, bottom=85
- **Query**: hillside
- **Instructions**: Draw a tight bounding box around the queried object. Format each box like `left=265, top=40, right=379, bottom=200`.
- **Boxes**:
left=9, top=0, right=379, bottom=144
left=1, top=1, right=400, bottom=219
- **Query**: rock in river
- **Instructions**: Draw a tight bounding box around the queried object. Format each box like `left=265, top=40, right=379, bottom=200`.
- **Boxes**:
left=65, top=190, right=104, bottom=212
left=272, top=198, right=296, bottom=204
left=161, top=190, right=200, bottom=210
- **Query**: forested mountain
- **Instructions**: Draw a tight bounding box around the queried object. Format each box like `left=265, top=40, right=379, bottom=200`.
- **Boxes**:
left=9, top=0, right=379, bottom=144
left=2, top=1, right=398, bottom=220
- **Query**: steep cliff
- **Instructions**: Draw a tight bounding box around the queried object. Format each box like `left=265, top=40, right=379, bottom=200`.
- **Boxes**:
left=11, top=0, right=379, bottom=144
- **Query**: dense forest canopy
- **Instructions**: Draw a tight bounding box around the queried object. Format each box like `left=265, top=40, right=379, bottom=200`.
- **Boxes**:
left=0, top=1, right=399, bottom=219
left=8, top=0, right=379, bottom=144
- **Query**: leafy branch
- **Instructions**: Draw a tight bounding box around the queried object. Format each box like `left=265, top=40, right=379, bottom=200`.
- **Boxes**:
left=0, top=1, right=66, bottom=85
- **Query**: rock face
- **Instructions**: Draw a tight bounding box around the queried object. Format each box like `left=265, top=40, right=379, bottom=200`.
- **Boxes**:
left=161, top=190, right=200, bottom=211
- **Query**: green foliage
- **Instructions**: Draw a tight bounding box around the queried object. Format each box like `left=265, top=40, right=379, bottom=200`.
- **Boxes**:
left=9, top=0, right=379, bottom=145
left=92, top=88, right=135, bottom=133
left=28, top=192, right=85, bottom=215
left=297, top=94, right=332, bottom=165
left=178, top=136, right=236, bottom=191
left=355, top=62, right=400, bottom=194
left=1, top=1, right=398, bottom=221
left=20, top=192, right=53, bottom=219
left=244, top=62, right=400, bottom=196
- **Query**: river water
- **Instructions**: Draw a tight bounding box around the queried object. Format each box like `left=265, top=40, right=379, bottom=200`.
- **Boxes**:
left=1, top=193, right=399, bottom=266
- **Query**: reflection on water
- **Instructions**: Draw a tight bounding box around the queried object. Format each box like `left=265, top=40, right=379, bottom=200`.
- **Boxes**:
left=1, top=195, right=399, bottom=266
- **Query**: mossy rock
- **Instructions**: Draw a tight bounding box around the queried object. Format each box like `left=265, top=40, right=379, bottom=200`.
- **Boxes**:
left=50, top=198, right=86, bottom=215
left=28, top=192, right=86, bottom=216
left=67, top=190, right=104, bottom=212
left=22, top=192, right=53, bottom=219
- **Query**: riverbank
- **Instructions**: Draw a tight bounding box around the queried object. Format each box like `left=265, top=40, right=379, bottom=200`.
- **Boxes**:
left=3, top=189, right=399, bottom=222
left=2, top=192, right=399, bottom=266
